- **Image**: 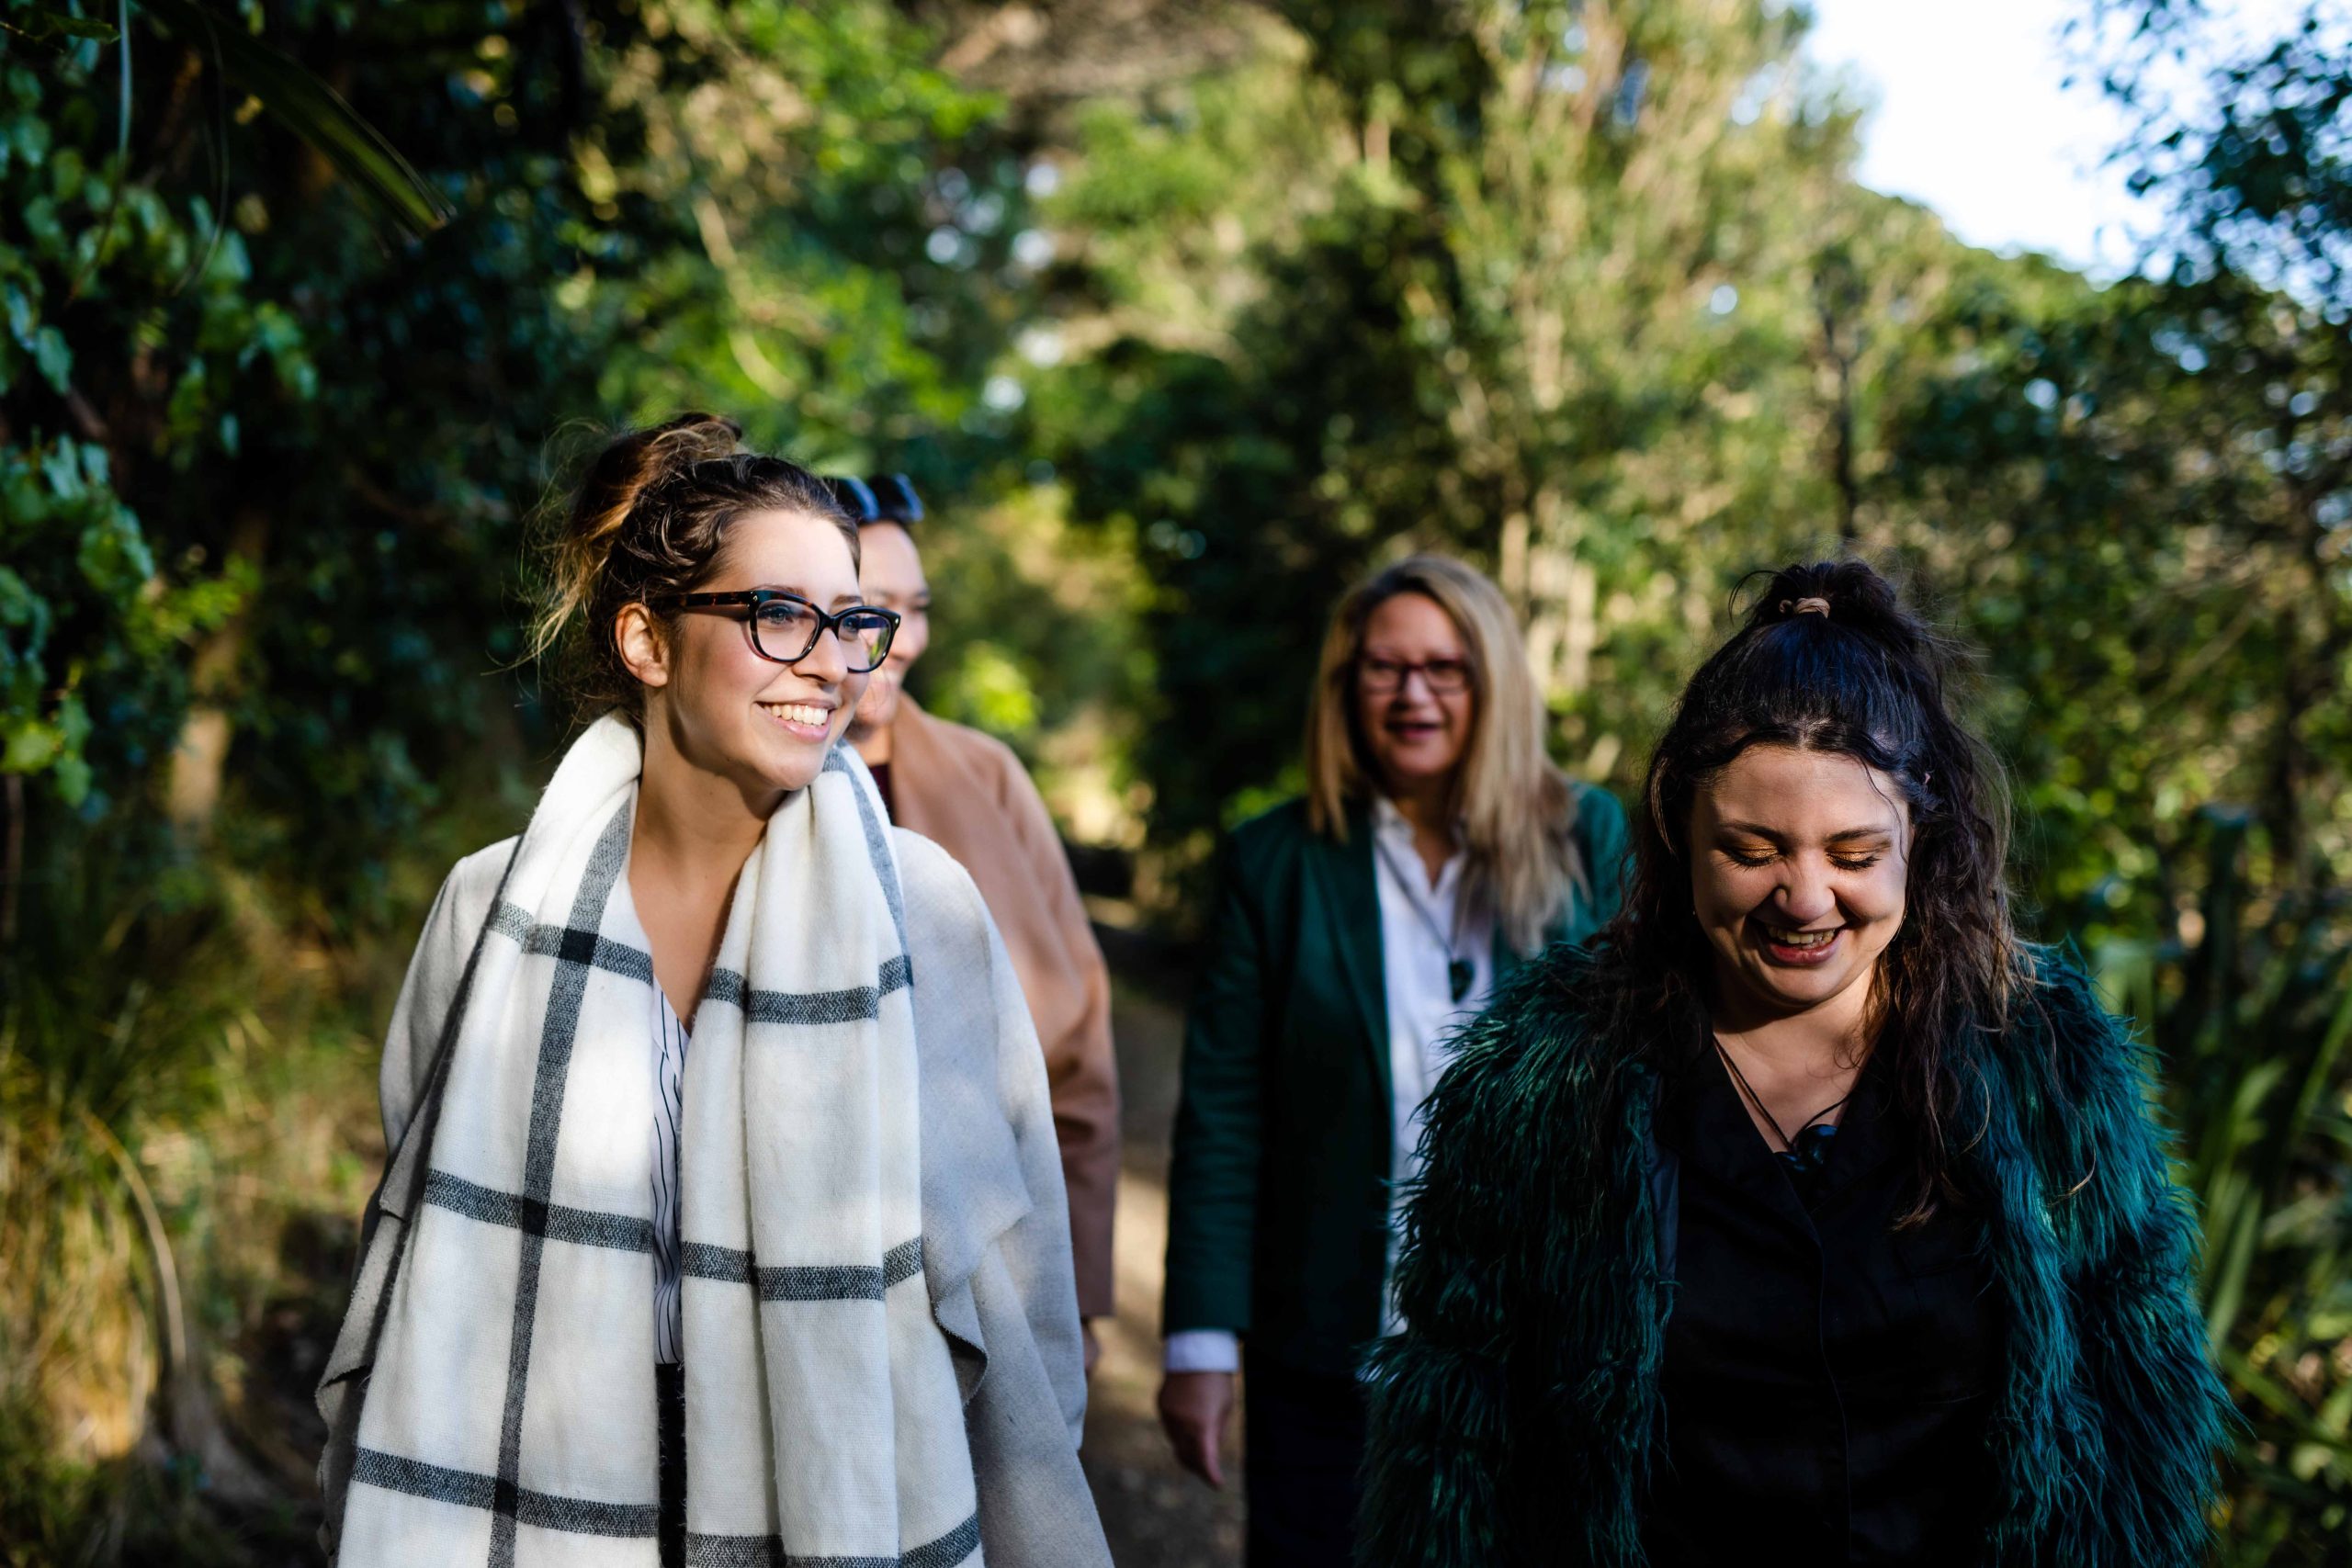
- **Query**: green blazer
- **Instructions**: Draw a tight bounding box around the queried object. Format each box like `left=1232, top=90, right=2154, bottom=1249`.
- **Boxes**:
left=1163, top=784, right=1630, bottom=1378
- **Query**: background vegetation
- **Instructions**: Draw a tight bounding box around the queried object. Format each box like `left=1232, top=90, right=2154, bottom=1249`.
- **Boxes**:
left=1, top=0, right=2346, bottom=1561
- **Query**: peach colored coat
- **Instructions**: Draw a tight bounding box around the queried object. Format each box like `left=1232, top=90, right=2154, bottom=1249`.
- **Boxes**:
left=884, top=696, right=1119, bottom=1317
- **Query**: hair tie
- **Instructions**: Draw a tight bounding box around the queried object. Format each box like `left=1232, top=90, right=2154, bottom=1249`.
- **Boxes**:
left=1781, top=596, right=1831, bottom=618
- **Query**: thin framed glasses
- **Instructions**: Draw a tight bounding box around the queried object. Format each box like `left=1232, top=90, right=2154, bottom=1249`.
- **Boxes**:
left=651, top=590, right=900, bottom=672
left=1357, top=655, right=1472, bottom=694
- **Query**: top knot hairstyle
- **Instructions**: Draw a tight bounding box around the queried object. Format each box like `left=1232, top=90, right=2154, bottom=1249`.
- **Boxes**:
left=1599, top=558, right=2018, bottom=1217
left=529, top=413, right=858, bottom=719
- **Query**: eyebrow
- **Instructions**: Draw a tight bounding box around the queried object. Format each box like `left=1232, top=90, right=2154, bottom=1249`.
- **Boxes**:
left=1714, top=821, right=1897, bottom=844
left=750, top=583, right=864, bottom=610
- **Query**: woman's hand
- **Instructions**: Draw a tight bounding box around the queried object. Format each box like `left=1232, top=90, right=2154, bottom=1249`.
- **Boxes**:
left=1157, top=1369, right=1238, bottom=1488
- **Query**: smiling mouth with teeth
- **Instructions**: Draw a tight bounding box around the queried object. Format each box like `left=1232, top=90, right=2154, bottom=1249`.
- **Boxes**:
left=1759, top=923, right=1840, bottom=948
left=758, top=701, right=834, bottom=728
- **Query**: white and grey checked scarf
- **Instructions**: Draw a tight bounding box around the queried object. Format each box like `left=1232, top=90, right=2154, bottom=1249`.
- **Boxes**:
left=341, top=716, right=979, bottom=1567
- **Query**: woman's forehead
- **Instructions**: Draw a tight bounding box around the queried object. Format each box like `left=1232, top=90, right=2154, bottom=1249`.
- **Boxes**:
left=1362, top=591, right=1461, bottom=649
left=857, top=522, right=926, bottom=591
left=1700, top=744, right=1907, bottom=830
left=710, top=508, right=859, bottom=595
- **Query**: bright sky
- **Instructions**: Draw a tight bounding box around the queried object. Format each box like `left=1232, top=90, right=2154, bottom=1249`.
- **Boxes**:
left=1799, top=0, right=2310, bottom=277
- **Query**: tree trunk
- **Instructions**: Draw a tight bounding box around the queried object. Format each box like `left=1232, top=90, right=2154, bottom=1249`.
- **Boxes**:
left=1499, top=506, right=1531, bottom=613
left=165, top=508, right=267, bottom=835
left=1522, top=487, right=1596, bottom=698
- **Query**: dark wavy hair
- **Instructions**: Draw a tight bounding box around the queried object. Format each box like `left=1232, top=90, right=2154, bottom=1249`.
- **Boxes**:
left=1589, top=558, right=2018, bottom=1217
left=527, top=412, right=857, bottom=720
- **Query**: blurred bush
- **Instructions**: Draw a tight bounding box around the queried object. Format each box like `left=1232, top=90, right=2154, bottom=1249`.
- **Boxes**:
left=2098, top=810, right=2352, bottom=1562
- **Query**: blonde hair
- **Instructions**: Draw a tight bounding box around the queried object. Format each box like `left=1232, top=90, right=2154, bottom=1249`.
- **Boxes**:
left=1304, top=554, right=1588, bottom=956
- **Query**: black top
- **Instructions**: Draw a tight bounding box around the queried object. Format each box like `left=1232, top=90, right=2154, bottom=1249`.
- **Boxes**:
left=868, top=759, right=894, bottom=819
left=1645, top=1039, right=2004, bottom=1566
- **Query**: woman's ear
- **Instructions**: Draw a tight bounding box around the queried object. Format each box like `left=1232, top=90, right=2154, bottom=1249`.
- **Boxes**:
left=616, top=603, right=671, bottom=690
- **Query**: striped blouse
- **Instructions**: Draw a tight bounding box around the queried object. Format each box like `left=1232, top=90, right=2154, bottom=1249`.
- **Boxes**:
left=650, top=984, right=689, bottom=1366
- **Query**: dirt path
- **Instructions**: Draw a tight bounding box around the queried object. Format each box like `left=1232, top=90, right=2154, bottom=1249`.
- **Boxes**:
left=1080, top=981, right=1247, bottom=1567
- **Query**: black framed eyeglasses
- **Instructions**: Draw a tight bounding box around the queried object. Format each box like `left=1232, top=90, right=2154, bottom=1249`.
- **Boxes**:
left=651, top=590, right=900, bottom=672
left=1357, top=655, right=1472, bottom=694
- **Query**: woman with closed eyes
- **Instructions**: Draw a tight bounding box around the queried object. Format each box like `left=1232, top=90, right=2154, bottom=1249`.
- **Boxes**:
left=1358, top=559, right=2233, bottom=1567
left=314, top=414, right=1110, bottom=1568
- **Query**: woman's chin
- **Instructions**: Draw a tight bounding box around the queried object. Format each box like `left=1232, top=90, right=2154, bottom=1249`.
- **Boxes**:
left=1738, top=958, right=1863, bottom=1015
left=852, top=672, right=899, bottom=732
left=1377, top=752, right=1459, bottom=792
left=724, top=728, right=831, bottom=798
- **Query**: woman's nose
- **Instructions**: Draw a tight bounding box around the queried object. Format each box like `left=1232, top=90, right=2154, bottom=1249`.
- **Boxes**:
left=799, top=625, right=851, bottom=682
left=1773, top=863, right=1838, bottom=924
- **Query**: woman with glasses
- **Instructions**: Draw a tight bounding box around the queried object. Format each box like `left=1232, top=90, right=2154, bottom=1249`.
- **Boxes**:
left=316, top=414, right=1110, bottom=1568
left=1357, top=562, right=2232, bottom=1567
left=1159, top=554, right=1628, bottom=1567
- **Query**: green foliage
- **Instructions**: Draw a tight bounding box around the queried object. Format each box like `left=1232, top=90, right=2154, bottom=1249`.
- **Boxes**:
left=1, top=0, right=2346, bottom=1552
left=2098, top=812, right=2352, bottom=1562
left=0, top=435, right=249, bottom=808
left=1878, top=260, right=2350, bottom=940
left=135, top=0, right=451, bottom=239
left=911, top=483, right=1149, bottom=784
left=2091, top=0, right=2352, bottom=312
left=1029, top=6, right=2351, bottom=1544
left=0, top=0, right=1059, bottom=1543
left=1024, top=0, right=1895, bottom=869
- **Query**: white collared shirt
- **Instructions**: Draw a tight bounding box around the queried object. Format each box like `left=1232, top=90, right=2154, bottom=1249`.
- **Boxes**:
left=1369, top=795, right=1496, bottom=1337
left=649, top=982, right=689, bottom=1366
left=1164, top=796, right=1495, bottom=1372
left=611, top=873, right=691, bottom=1367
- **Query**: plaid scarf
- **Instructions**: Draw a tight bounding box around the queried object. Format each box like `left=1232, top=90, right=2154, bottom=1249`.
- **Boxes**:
left=339, top=716, right=978, bottom=1567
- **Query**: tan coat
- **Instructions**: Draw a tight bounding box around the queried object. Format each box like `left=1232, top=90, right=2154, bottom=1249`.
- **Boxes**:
left=884, top=697, right=1119, bottom=1317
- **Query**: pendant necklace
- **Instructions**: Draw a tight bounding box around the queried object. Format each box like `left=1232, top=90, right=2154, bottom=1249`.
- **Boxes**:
left=1375, top=834, right=1476, bottom=1003
left=1713, top=1035, right=1856, bottom=1175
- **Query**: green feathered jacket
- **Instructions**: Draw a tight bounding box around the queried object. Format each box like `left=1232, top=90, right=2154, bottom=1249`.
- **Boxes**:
left=1360, top=943, right=2235, bottom=1567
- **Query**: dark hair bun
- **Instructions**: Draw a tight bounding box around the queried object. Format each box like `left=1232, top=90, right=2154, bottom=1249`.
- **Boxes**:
left=1747, top=559, right=1939, bottom=668
left=583, top=412, right=742, bottom=529
left=534, top=414, right=741, bottom=670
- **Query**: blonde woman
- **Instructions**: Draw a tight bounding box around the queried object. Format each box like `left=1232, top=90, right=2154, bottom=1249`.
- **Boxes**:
left=1157, top=554, right=1629, bottom=1566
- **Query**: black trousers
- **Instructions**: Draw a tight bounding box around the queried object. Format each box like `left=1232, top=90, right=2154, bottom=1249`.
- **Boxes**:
left=1243, top=1354, right=1368, bottom=1568
left=657, top=1361, right=685, bottom=1568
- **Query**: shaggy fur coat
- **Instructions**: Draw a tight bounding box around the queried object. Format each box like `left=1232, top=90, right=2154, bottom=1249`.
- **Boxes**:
left=1360, top=944, right=2234, bottom=1567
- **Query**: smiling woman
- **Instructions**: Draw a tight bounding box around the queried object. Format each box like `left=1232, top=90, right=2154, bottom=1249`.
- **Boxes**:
left=313, top=415, right=1111, bottom=1568
left=1159, top=554, right=1628, bottom=1568
left=1360, top=559, right=2235, bottom=1568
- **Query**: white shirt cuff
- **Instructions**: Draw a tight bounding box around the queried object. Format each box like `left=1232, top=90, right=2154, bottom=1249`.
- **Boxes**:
left=1162, top=1328, right=1242, bottom=1373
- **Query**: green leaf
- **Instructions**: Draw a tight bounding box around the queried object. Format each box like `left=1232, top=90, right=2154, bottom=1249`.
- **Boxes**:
left=133, top=0, right=450, bottom=240
left=51, top=750, right=91, bottom=807
left=75, top=503, right=154, bottom=594
left=1, top=8, right=122, bottom=44
left=2, top=720, right=61, bottom=775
